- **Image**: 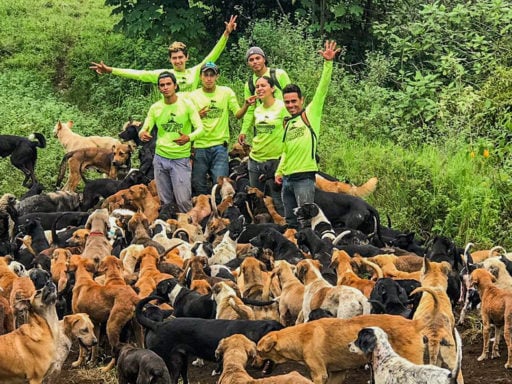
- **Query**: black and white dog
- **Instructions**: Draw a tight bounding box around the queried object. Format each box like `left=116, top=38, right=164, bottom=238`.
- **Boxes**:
left=294, top=203, right=336, bottom=241
left=349, top=326, right=461, bottom=384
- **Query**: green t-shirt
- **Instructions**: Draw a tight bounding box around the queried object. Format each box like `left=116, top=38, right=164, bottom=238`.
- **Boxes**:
left=250, top=99, right=289, bottom=163
left=240, top=68, right=291, bottom=136
left=189, top=86, right=241, bottom=148
left=276, top=60, right=333, bottom=176
left=111, top=35, right=228, bottom=93
left=140, top=97, right=204, bottom=159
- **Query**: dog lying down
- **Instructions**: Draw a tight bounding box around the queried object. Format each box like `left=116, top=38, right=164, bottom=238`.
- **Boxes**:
left=349, top=326, right=462, bottom=384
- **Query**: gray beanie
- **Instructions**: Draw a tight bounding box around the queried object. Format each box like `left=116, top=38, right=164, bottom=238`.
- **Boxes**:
left=246, top=46, right=266, bottom=61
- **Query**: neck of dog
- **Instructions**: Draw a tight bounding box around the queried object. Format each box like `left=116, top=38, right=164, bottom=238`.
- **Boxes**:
left=167, top=283, right=184, bottom=306
left=89, top=231, right=105, bottom=237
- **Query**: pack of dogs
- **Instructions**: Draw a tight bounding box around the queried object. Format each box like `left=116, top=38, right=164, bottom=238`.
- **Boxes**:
left=0, top=123, right=511, bottom=383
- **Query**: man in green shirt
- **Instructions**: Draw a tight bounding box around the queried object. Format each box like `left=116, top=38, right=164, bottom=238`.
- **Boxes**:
left=275, top=40, right=340, bottom=228
left=139, top=71, right=204, bottom=212
left=89, top=16, right=237, bottom=93
left=188, top=62, right=251, bottom=195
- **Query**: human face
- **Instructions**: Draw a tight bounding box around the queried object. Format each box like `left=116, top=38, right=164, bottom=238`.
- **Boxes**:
left=284, top=92, right=304, bottom=115
left=170, top=50, right=189, bottom=72
left=200, top=70, right=218, bottom=92
left=158, top=77, right=177, bottom=99
left=255, top=78, right=275, bottom=102
left=247, top=54, right=266, bottom=75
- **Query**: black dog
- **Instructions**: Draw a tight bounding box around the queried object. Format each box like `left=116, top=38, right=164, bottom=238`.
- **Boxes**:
left=17, top=211, right=89, bottom=231
left=136, top=295, right=283, bottom=384
left=16, top=191, right=81, bottom=216
left=117, top=343, right=172, bottom=384
left=249, top=227, right=304, bottom=265
left=369, top=278, right=421, bottom=319
left=0, top=133, right=46, bottom=187
left=119, top=120, right=156, bottom=179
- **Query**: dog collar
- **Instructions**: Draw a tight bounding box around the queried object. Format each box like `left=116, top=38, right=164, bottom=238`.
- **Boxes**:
left=89, top=231, right=105, bottom=237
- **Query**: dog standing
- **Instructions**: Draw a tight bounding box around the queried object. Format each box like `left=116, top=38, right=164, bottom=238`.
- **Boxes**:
left=53, top=120, right=121, bottom=152
left=117, top=343, right=172, bottom=384
left=0, top=132, right=46, bottom=187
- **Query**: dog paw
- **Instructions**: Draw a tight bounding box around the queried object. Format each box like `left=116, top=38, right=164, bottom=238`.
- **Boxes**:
left=71, top=360, right=82, bottom=368
left=211, top=369, right=221, bottom=376
left=505, top=362, right=512, bottom=369
left=477, top=354, right=488, bottom=361
left=492, top=351, right=501, bottom=359
left=192, top=358, right=205, bottom=367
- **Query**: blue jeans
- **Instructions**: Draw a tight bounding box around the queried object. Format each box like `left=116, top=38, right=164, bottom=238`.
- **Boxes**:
left=153, top=154, right=192, bottom=213
left=248, top=158, right=284, bottom=216
left=192, top=145, right=229, bottom=195
left=282, top=176, right=316, bottom=228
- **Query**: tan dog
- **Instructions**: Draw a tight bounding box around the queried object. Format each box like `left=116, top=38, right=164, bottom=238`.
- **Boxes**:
left=0, top=257, right=18, bottom=300
left=296, top=259, right=370, bottom=322
left=216, top=333, right=313, bottom=384
left=53, top=120, right=122, bottom=152
left=10, top=275, right=35, bottom=328
left=0, top=294, right=14, bottom=335
left=256, top=315, right=425, bottom=384
left=411, top=258, right=459, bottom=377
left=135, top=246, right=173, bottom=298
left=45, top=313, right=97, bottom=378
left=212, top=281, right=255, bottom=320
left=81, top=208, right=112, bottom=262
left=71, top=256, right=142, bottom=370
left=471, top=268, right=512, bottom=368
left=330, top=250, right=382, bottom=297
left=186, top=194, right=212, bottom=225
left=0, top=282, right=59, bottom=384
left=56, top=144, right=133, bottom=192
left=271, top=260, right=304, bottom=326
left=65, top=228, right=90, bottom=250
left=263, top=196, right=286, bottom=225
left=211, top=176, right=236, bottom=216
left=315, top=174, right=378, bottom=198
left=51, top=248, right=72, bottom=294
left=174, top=212, right=204, bottom=243
left=122, top=184, right=161, bottom=222
left=367, top=254, right=424, bottom=273
left=190, top=279, right=212, bottom=295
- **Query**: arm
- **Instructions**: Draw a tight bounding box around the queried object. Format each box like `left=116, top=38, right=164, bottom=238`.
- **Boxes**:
left=90, top=61, right=164, bottom=83
left=200, top=15, right=237, bottom=65
left=139, top=108, right=156, bottom=142
left=235, top=95, right=257, bottom=119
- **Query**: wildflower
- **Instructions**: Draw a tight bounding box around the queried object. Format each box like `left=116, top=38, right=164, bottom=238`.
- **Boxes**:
left=483, top=149, right=489, bottom=158
left=470, top=151, right=475, bottom=158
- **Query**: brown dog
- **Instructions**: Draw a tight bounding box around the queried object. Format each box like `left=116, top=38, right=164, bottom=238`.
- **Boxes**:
left=53, top=120, right=122, bottom=153
left=122, top=184, right=160, bottom=222
left=10, top=275, right=36, bottom=328
left=56, top=144, right=133, bottom=192
left=187, top=194, right=212, bottom=225
left=315, top=174, right=378, bottom=198
left=271, top=260, right=304, bottom=326
left=256, top=315, right=425, bottom=384
left=212, top=281, right=255, bottom=320
left=0, top=257, right=18, bottom=300
left=216, top=333, right=313, bottom=384
left=81, top=208, right=112, bottom=262
left=51, top=248, right=72, bottom=294
left=0, top=282, right=59, bottom=384
left=471, top=268, right=512, bottom=368
left=135, top=246, right=173, bottom=298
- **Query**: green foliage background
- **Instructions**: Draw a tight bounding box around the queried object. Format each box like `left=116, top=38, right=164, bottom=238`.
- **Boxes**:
left=1, top=0, right=511, bottom=249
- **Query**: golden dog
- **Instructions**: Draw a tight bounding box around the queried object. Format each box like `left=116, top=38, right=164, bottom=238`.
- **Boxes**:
left=56, top=144, right=133, bottom=192
left=51, top=248, right=72, bottom=294
left=0, top=256, right=17, bottom=300
left=216, top=333, right=313, bottom=384
left=411, top=258, right=461, bottom=382
left=0, top=294, right=14, bottom=335
left=10, top=275, right=35, bottom=328
left=315, top=174, right=378, bottom=198
left=53, top=120, right=121, bottom=153
left=271, top=260, right=304, bottom=326
left=122, top=184, right=160, bottom=222
left=135, top=246, right=173, bottom=298
left=186, top=194, right=212, bottom=225
left=256, top=315, right=425, bottom=384
left=0, top=282, right=58, bottom=384
left=471, top=268, right=512, bottom=368
left=81, top=208, right=112, bottom=262
left=212, top=281, right=255, bottom=320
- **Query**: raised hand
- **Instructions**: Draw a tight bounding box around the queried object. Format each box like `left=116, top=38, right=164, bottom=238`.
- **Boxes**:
left=318, top=40, right=341, bottom=61
left=224, top=15, right=238, bottom=35
left=89, top=61, right=112, bottom=75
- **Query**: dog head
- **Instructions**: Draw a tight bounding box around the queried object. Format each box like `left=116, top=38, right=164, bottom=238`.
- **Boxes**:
left=293, top=203, right=320, bottom=221
left=28, top=267, right=51, bottom=289
left=228, top=142, right=251, bottom=159
left=64, top=313, right=97, bottom=348
left=368, top=278, right=410, bottom=317
left=249, top=229, right=277, bottom=249
left=118, top=120, right=143, bottom=142
left=191, top=241, right=214, bottom=259
left=348, top=327, right=381, bottom=355
left=153, top=278, right=180, bottom=300
left=85, top=208, right=110, bottom=234
left=31, top=280, right=57, bottom=314
left=470, top=268, right=496, bottom=289
left=8, top=260, right=28, bottom=277
left=112, top=143, right=134, bottom=168
left=216, top=334, right=257, bottom=362
left=66, top=228, right=90, bottom=247
left=53, top=120, right=73, bottom=137
left=295, top=259, right=322, bottom=284
left=123, top=169, right=151, bottom=186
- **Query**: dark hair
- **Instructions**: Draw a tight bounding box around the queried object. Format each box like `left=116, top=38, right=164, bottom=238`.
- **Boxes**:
left=256, top=76, right=275, bottom=88
left=158, top=71, right=179, bottom=92
left=283, top=84, right=302, bottom=99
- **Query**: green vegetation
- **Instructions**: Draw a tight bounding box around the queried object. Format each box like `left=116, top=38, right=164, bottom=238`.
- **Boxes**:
left=1, top=0, right=511, bottom=249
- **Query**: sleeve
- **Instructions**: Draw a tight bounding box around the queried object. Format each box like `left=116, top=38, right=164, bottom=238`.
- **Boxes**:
left=240, top=82, right=255, bottom=135
left=200, top=34, right=228, bottom=65
left=139, top=107, right=156, bottom=137
left=276, top=153, right=285, bottom=176
left=111, top=68, right=164, bottom=84
left=187, top=101, right=205, bottom=141
left=276, top=69, right=291, bottom=89
left=307, top=60, right=333, bottom=135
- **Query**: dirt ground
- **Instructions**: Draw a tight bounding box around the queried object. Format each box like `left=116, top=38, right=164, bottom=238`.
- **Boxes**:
left=52, top=314, right=512, bottom=384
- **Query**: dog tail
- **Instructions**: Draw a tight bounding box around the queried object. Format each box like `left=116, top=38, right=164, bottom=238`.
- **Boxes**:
left=409, top=286, right=440, bottom=314
left=449, top=327, right=463, bottom=384
left=227, top=297, right=254, bottom=320
left=241, top=297, right=277, bottom=306
left=135, top=295, right=164, bottom=332
left=29, top=132, right=46, bottom=149
left=210, top=183, right=219, bottom=215
left=360, top=258, right=383, bottom=279
left=79, top=160, right=90, bottom=184
left=351, top=177, right=378, bottom=198
left=56, top=152, right=74, bottom=188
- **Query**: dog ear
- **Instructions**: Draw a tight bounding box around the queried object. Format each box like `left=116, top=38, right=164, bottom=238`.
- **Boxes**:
left=257, top=334, right=277, bottom=353
left=356, top=328, right=377, bottom=354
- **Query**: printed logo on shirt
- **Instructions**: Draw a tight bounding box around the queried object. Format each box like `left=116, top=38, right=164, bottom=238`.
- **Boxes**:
left=255, top=122, right=275, bottom=135
left=203, top=100, right=223, bottom=120
left=285, top=124, right=306, bottom=142
left=162, top=113, right=183, bottom=133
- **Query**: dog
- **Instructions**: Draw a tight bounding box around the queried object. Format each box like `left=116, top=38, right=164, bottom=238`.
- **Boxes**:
left=119, top=119, right=156, bottom=179
left=349, top=326, right=461, bottom=384
left=209, top=215, right=245, bottom=266
left=216, top=333, right=313, bottom=384
left=135, top=246, right=174, bottom=298
left=81, top=208, right=112, bottom=261
left=186, top=194, right=212, bottom=225
left=45, top=312, right=97, bottom=378
left=117, top=343, right=172, bottom=384
left=470, top=268, right=512, bottom=368
left=0, top=132, right=46, bottom=187
left=0, top=281, right=58, bottom=384
left=368, top=278, right=421, bottom=318
left=120, top=184, right=161, bottom=222
left=315, top=174, right=378, bottom=198
left=56, top=144, right=133, bottom=192
left=16, top=190, right=81, bottom=216
left=294, top=203, right=336, bottom=241
left=256, top=315, right=425, bottom=384
left=136, top=295, right=284, bottom=384
left=53, top=120, right=122, bottom=152
left=212, top=281, right=255, bottom=320
left=250, top=227, right=304, bottom=265
left=295, top=258, right=371, bottom=323
left=271, top=260, right=304, bottom=326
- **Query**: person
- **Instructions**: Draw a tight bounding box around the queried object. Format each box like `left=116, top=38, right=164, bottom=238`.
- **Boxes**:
left=139, top=71, right=204, bottom=212
left=239, top=75, right=289, bottom=215
left=90, top=16, right=237, bottom=93
left=274, top=40, right=340, bottom=228
left=239, top=46, right=291, bottom=144
left=188, top=62, right=253, bottom=195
